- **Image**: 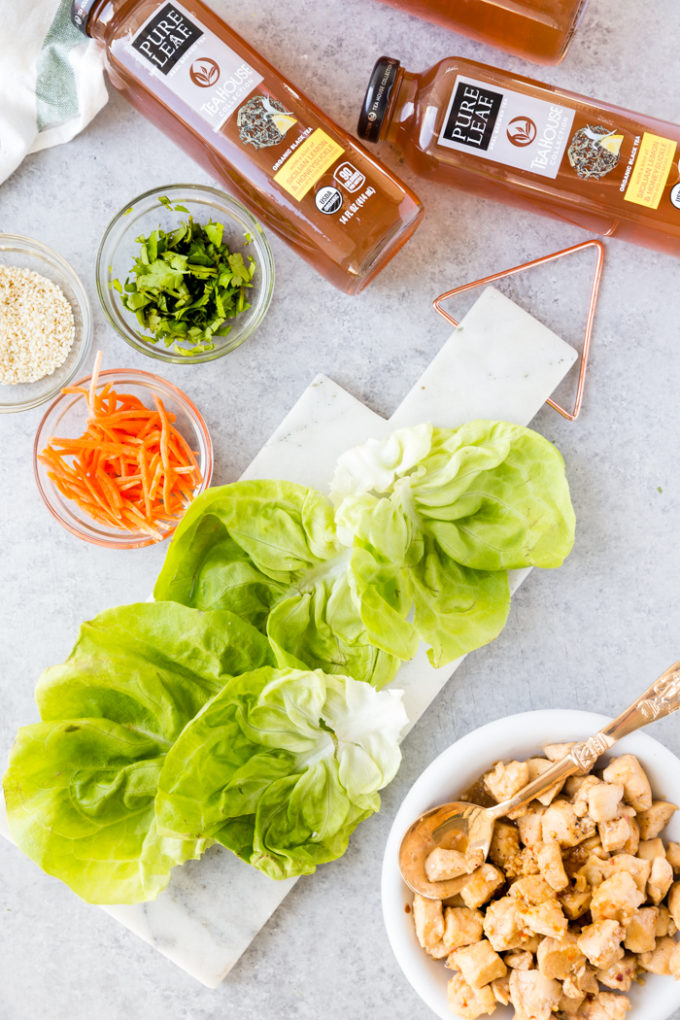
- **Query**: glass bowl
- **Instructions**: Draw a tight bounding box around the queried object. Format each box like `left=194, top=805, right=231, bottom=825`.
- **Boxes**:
left=96, top=184, right=275, bottom=364
left=0, top=235, right=93, bottom=413
left=34, top=368, right=213, bottom=549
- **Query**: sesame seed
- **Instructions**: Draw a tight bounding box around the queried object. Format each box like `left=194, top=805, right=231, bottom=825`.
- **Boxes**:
left=0, top=266, right=75, bottom=385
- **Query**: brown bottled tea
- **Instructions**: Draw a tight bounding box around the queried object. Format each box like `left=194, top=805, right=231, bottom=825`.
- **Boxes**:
left=359, top=56, right=680, bottom=257
left=71, top=1, right=423, bottom=294
left=374, top=0, right=590, bottom=65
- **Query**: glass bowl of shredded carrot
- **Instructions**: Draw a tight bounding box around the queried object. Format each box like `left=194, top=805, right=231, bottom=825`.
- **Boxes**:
left=33, top=358, right=213, bottom=548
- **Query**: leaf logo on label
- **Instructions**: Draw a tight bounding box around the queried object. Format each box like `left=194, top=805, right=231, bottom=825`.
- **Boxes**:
left=190, top=58, right=221, bottom=88
left=507, top=116, right=537, bottom=147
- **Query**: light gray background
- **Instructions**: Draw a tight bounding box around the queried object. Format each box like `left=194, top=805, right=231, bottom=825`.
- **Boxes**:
left=1, top=0, right=680, bottom=1017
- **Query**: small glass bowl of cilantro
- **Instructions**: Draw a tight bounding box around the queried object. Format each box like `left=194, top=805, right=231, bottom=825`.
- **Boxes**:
left=96, top=184, right=275, bottom=363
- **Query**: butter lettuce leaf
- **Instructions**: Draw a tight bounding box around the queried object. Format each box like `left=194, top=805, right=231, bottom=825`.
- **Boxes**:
left=3, top=720, right=207, bottom=904
left=154, top=480, right=403, bottom=687
left=155, top=666, right=407, bottom=879
left=3, top=602, right=272, bottom=904
left=332, top=421, right=575, bottom=665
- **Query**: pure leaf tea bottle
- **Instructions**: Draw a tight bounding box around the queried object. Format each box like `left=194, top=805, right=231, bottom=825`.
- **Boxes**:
left=374, top=0, right=590, bottom=65
left=70, top=1, right=423, bottom=294
left=358, top=57, right=680, bottom=257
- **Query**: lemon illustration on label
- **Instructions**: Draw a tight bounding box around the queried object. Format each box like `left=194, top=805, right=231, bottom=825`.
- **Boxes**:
left=599, top=133, right=624, bottom=156
left=271, top=113, right=298, bottom=136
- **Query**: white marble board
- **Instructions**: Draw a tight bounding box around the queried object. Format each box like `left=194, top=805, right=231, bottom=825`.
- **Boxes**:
left=0, top=285, right=577, bottom=988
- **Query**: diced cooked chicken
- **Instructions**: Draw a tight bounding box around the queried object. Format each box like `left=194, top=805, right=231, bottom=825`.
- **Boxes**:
left=598, top=815, right=639, bottom=854
left=505, top=950, right=534, bottom=970
left=410, top=748, right=680, bottom=1016
left=638, top=836, right=666, bottom=860
left=536, top=932, right=586, bottom=980
left=413, top=894, right=448, bottom=958
left=460, top=864, right=505, bottom=909
left=517, top=805, right=546, bottom=847
left=508, top=968, right=561, bottom=1020
left=636, top=801, right=677, bottom=839
left=447, top=972, right=497, bottom=1019
left=526, top=757, right=566, bottom=806
left=666, top=841, right=680, bottom=872
left=509, top=875, right=554, bottom=905
left=596, top=952, right=638, bottom=992
left=489, top=821, right=521, bottom=870
left=491, top=975, right=510, bottom=1005
left=639, top=935, right=677, bottom=975
left=603, top=853, right=651, bottom=894
left=558, top=988, right=586, bottom=1014
left=587, top=782, right=625, bottom=824
left=668, top=881, right=680, bottom=928
left=623, top=906, right=658, bottom=954
left=602, top=755, right=653, bottom=812
left=566, top=774, right=591, bottom=797
left=570, top=776, right=601, bottom=817
left=589, top=871, right=645, bottom=925
left=563, top=963, right=599, bottom=997
left=559, top=885, right=592, bottom=921
left=504, top=847, right=539, bottom=880
left=648, top=855, right=674, bottom=905
left=443, top=907, right=485, bottom=952
left=484, top=759, right=530, bottom=803
left=542, top=800, right=596, bottom=848
left=425, top=847, right=483, bottom=882
left=669, top=941, right=680, bottom=979
left=518, top=900, right=569, bottom=940
left=576, top=852, right=611, bottom=888
left=655, top=905, right=675, bottom=937
left=536, top=841, right=569, bottom=892
left=543, top=742, right=575, bottom=763
left=451, top=939, right=507, bottom=989
left=577, top=920, right=626, bottom=970
left=575, top=991, right=632, bottom=1019
left=483, top=896, right=530, bottom=953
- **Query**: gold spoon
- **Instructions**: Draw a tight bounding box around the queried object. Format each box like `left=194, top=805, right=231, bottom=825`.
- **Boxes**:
left=399, top=662, right=680, bottom=900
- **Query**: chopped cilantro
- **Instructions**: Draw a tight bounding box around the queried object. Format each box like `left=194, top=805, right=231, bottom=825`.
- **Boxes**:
left=113, top=204, right=256, bottom=356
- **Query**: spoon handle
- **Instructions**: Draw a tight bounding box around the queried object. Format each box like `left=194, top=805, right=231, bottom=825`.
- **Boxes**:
left=489, top=661, right=680, bottom=821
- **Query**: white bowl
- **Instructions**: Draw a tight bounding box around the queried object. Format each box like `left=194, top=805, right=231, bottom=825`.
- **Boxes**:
left=382, top=710, right=680, bottom=1020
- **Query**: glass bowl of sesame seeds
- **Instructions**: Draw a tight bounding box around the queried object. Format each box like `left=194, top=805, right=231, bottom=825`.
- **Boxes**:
left=0, top=234, right=93, bottom=413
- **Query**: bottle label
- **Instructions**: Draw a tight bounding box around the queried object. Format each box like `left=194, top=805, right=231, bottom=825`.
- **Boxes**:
left=114, top=0, right=414, bottom=255
left=126, top=2, right=263, bottom=130
left=120, top=3, right=354, bottom=207
left=273, top=130, right=344, bottom=200
left=438, top=75, right=575, bottom=180
left=623, top=133, right=677, bottom=209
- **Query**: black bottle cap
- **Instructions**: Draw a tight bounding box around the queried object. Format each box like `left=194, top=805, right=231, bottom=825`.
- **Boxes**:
left=70, top=0, right=99, bottom=35
left=357, top=56, right=401, bottom=143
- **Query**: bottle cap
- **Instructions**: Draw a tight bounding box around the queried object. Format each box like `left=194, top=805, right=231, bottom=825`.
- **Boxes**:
left=357, top=57, right=401, bottom=143
left=70, top=0, right=98, bottom=35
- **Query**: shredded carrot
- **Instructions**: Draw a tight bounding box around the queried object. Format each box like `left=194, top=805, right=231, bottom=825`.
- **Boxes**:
left=40, top=356, right=203, bottom=538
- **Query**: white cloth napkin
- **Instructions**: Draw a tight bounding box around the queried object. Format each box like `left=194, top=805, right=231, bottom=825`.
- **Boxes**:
left=0, top=0, right=108, bottom=185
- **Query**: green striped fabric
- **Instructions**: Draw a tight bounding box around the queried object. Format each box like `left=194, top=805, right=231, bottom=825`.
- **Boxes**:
left=0, top=0, right=107, bottom=184
left=36, top=0, right=84, bottom=133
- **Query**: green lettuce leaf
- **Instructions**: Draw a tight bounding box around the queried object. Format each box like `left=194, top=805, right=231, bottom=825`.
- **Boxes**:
left=154, top=480, right=402, bottom=687
left=332, top=421, right=575, bottom=665
left=3, top=602, right=272, bottom=904
left=3, top=720, right=207, bottom=904
left=155, top=666, right=407, bottom=879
